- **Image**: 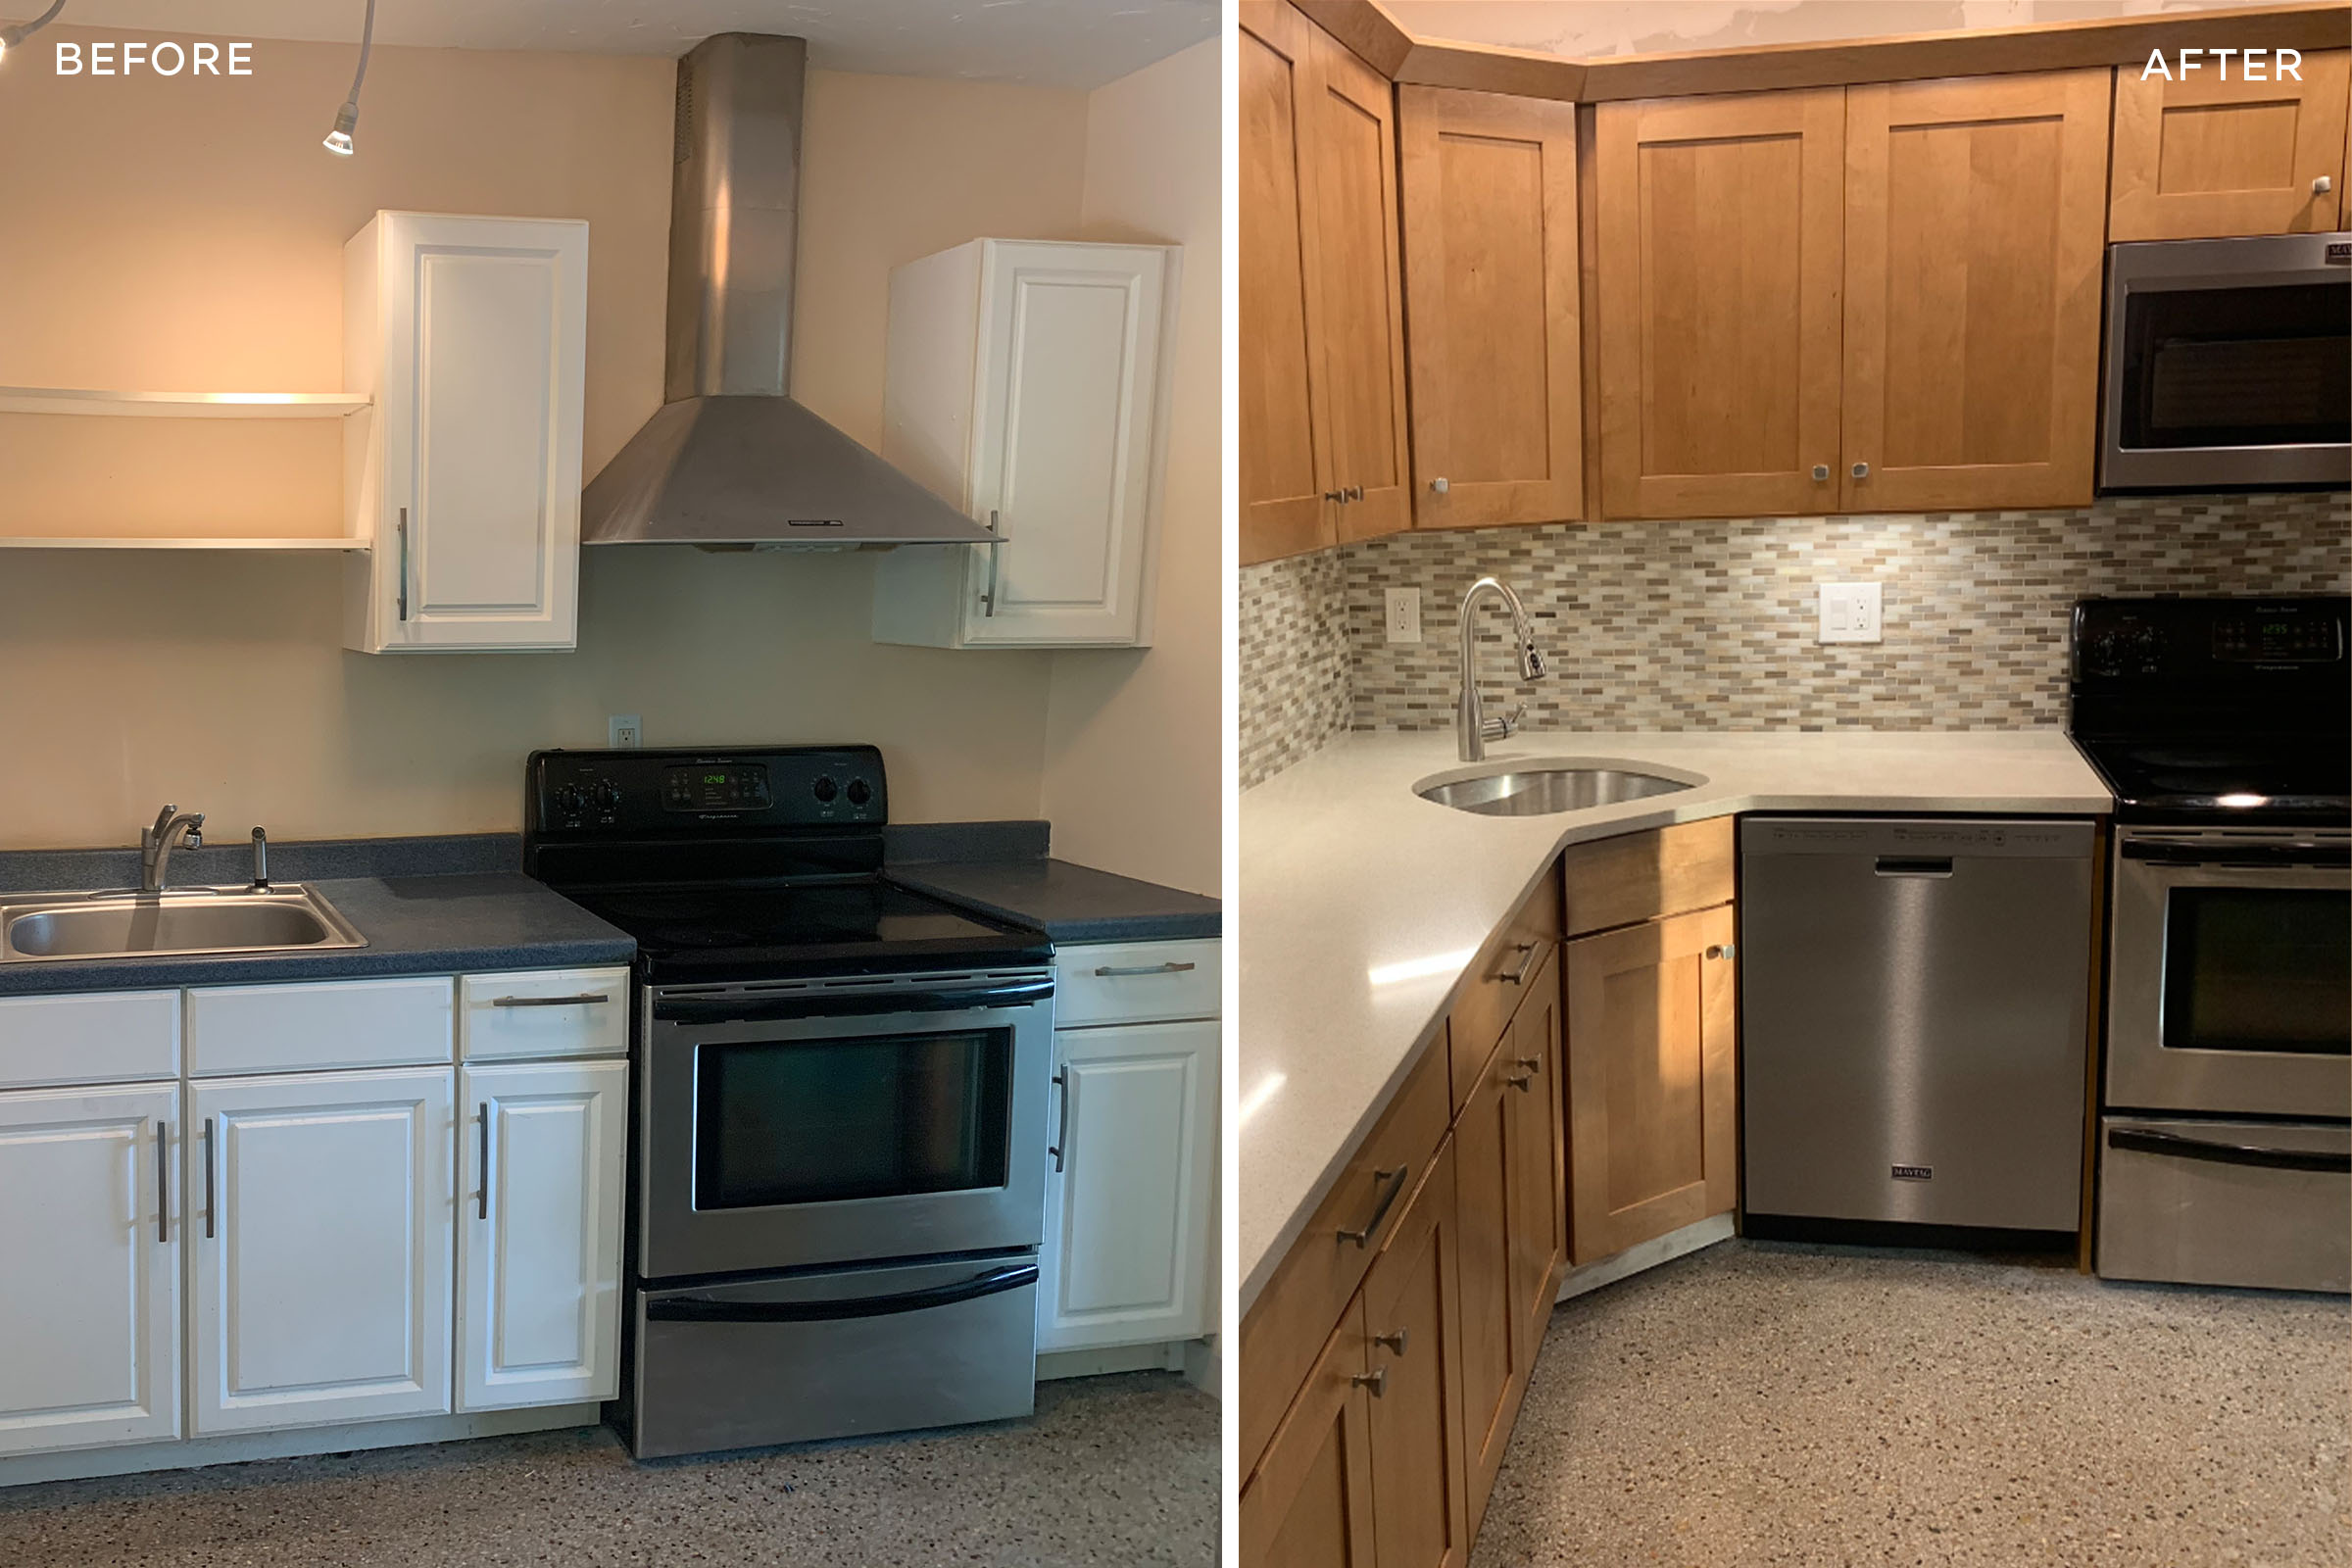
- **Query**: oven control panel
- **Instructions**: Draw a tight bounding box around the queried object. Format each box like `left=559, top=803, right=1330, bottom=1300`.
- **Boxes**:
left=527, top=746, right=887, bottom=832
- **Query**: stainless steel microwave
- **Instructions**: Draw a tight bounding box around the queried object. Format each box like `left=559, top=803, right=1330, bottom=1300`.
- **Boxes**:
left=2100, top=232, right=2351, bottom=492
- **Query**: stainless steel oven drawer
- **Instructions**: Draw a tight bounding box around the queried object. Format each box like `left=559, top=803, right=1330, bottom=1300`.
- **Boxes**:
left=627, top=1250, right=1040, bottom=1457
left=2097, top=1116, right=2350, bottom=1294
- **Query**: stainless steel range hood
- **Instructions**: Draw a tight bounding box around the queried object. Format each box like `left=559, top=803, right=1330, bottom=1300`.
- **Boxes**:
left=582, top=32, right=996, bottom=548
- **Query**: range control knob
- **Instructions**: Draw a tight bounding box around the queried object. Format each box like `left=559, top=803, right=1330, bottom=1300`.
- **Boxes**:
left=592, top=780, right=623, bottom=811
left=845, top=778, right=872, bottom=807
left=812, top=776, right=840, bottom=804
left=553, top=783, right=589, bottom=815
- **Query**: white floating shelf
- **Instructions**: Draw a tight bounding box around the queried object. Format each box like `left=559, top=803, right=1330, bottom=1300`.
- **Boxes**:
left=0, top=386, right=371, bottom=418
left=0, top=536, right=369, bottom=551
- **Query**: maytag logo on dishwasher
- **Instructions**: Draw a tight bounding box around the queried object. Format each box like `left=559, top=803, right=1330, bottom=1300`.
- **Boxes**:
left=54, top=40, right=254, bottom=75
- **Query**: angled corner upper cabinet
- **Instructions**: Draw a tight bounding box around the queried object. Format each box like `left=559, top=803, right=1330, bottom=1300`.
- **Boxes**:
left=1594, top=88, right=1847, bottom=519
left=1396, top=86, right=1585, bottom=531
left=1238, top=0, right=1413, bottom=564
left=2110, top=50, right=2350, bottom=240
left=342, top=212, right=589, bottom=654
left=871, top=239, right=1177, bottom=650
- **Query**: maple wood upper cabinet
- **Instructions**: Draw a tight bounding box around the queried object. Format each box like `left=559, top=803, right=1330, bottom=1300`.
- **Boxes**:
left=1238, top=0, right=1412, bottom=564
left=1396, top=88, right=1584, bottom=531
left=1594, top=89, right=1846, bottom=519
left=2111, top=50, right=2350, bottom=240
left=1841, top=70, right=2111, bottom=514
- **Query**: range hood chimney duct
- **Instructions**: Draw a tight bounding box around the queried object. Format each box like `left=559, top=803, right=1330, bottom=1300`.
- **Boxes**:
left=581, top=32, right=998, bottom=548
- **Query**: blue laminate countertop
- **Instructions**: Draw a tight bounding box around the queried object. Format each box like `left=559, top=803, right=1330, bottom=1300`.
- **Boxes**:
left=0, top=872, right=634, bottom=996
left=893, top=858, right=1220, bottom=945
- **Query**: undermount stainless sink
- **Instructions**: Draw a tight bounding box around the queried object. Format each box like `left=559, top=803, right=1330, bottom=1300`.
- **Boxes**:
left=0, top=886, right=366, bottom=962
left=1415, top=760, right=1701, bottom=817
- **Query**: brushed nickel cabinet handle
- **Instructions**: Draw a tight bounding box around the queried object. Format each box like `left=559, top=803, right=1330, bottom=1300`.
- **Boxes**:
left=1811, top=464, right=1831, bottom=481
left=2315, top=174, right=2333, bottom=195
left=1372, top=1326, right=1409, bottom=1355
left=1706, top=944, right=1737, bottom=960
left=490, top=993, right=611, bottom=1007
left=1343, top=485, right=1364, bottom=502
left=1506, top=1067, right=1537, bottom=1091
left=202, top=1117, right=217, bottom=1241
left=478, top=1103, right=492, bottom=1221
left=395, top=507, right=411, bottom=621
left=980, top=509, right=1003, bottom=617
left=1093, top=961, right=1197, bottom=978
left=155, top=1119, right=169, bottom=1245
left=1337, top=1164, right=1411, bottom=1248
left=1351, top=1368, right=1388, bottom=1397
left=1049, top=1070, right=1068, bottom=1174
left=1850, top=461, right=1870, bottom=479
left=1429, top=477, right=1449, bottom=494
left=1495, top=942, right=1539, bottom=985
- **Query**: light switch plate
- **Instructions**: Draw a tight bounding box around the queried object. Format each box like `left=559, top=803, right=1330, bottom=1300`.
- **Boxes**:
left=1385, top=587, right=1422, bottom=644
left=1818, top=582, right=1883, bottom=644
left=609, top=714, right=643, bottom=749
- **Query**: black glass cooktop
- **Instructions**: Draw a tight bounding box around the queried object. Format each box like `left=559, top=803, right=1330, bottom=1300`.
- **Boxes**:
left=567, top=876, right=1052, bottom=981
left=2072, top=736, right=2352, bottom=825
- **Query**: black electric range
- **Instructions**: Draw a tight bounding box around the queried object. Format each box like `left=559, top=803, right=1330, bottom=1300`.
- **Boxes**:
left=522, top=744, right=1051, bottom=981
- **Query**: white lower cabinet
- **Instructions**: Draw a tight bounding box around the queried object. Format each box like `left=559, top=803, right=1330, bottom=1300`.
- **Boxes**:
left=0, top=1084, right=180, bottom=1457
left=189, top=1067, right=455, bottom=1435
left=457, top=1058, right=626, bottom=1411
left=1039, top=1005, right=1219, bottom=1353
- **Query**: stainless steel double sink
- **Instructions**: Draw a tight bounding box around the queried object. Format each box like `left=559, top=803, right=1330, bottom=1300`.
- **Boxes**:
left=0, top=886, right=366, bottom=962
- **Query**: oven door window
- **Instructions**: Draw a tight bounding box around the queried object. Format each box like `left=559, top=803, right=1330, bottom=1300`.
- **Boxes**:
left=694, top=1028, right=1013, bottom=1208
left=2119, top=283, right=2350, bottom=450
left=2162, top=887, right=2351, bottom=1055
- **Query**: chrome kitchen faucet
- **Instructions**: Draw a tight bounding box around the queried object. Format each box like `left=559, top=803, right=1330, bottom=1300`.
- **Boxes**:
left=1455, top=577, right=1548, bottom=762
left=139, top=805, right=206, bottom=894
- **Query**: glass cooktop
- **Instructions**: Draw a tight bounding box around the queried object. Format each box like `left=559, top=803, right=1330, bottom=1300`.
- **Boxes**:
left=568, top=877, right=1052, bottom=981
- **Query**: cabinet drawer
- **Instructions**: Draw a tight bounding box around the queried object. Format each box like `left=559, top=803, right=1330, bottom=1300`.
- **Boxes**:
left=459, top=968, right=630, bottom=1060
left=0, top=990, right=179, bottom=1089
left=1241, top=1037, right=1449, bottom=1482
left=1560, top=815, right=1734, bottom=938
left=1446, top=872, right=1562, bottom=1111
left=186, top=977, right=455, bottom=1076
left=1054, top=940, right=1220, bottom=1026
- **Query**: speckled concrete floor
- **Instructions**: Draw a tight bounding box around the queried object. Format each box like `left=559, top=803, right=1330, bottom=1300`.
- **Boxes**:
left=0, top=1371, right=1217, bottom=1568
left=1472, top=1240, right=2350, bottom=1568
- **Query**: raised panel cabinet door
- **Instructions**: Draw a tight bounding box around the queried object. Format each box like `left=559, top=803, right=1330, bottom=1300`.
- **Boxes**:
left=1595, top=89, right=1845, bottom=518
left=457, top=1058, right=626, bottom=1412
left=1240, top=1300, right=1377, bottom=1568
left=964, top=242, right=1172, bottom=647
left=1241, top=0, right=1338, bottom=564
left=1398, top=87, right=1584, bottom=531
left=1304, top=21, right=1415, bottom=544
left=1037, top=1020, right=1219, bottom=1351
left=189, top=1067, right=454, bottom=1434
left=2112, top=50, right=2350, bottom=240
left=1451, top=1025, right=1533, bottom=1536
left=1566, top=905, right=1738, bottom=1265
left=1840, top=70, right=2110, bottom=513
left=365, top=213, right=588, bottom=652
left=1363, top=1142, right=1472, bottom=1568
left=0, top=1084, right=178, bottom=1457
left=1503, top=946, right=1567, bottom=1356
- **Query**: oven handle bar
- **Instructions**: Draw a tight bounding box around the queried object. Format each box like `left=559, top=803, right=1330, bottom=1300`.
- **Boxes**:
left=2108, top=1126, right=2351, bottom=1174
left=652, top=977, right=1054, bottom=1025
left=642, top=1261, right=1040, bottom=1324
left=2119, top=841, right=2351, bottom=869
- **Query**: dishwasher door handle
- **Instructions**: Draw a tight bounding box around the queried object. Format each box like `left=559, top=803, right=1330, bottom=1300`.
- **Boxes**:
left=1874, top=857, right=1954, bottom=877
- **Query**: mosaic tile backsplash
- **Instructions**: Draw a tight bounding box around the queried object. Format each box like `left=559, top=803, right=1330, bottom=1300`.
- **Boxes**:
left=1240, top=491, right=2350, bottom=788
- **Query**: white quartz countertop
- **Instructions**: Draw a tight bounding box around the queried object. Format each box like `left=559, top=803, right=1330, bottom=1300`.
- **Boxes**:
left=1237, top=728, right=2112, bottom=1310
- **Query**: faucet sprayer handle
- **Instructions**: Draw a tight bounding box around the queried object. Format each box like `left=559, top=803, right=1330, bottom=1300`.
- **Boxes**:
left=1519, top=644, right=1548, bottom=681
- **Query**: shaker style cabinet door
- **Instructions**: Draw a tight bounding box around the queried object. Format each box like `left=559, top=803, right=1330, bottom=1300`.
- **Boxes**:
left=344, top=212, right=589, bottom=654
left=1565, top=905, right=1738, bottom=1264
left=1595, top=89, right=1846, bottom=518
left=1398, top=86, right=1585, bottom=531
left=189, top=1068, right=455, bottom=1434
left=0, top=1084, right=179, bottom=1457
left=1502, top=946, right=1567, bottom=1358
left=1240, top=1300, right=1379, bottom=1568
left=1362, top=1143, right=1473, bottom=1568
left=457, top=1059, right=626, bottom=1412
left=1839, top=70, right=2110, bottom=513
left=1037, top=1020, right=1219, bottom=1352
left=1240, top=0, right=1339, bottom=564
left=1452, top=1024, right=1541, bottom=1535
left=2111, top=50, right=2350, bottom=240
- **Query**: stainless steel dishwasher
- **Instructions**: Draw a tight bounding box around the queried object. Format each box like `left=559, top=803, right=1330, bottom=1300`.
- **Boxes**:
left=1740, top=817, right=2096, bottom=1236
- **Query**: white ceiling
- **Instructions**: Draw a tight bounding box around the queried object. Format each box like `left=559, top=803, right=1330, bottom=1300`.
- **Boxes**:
left=38, top=0, right=1220, bottom=88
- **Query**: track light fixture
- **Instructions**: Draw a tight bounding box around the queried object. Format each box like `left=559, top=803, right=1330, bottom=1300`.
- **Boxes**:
left=0, top=0, right=69, bottom=66
left=323, top=0, right=375, bottom=156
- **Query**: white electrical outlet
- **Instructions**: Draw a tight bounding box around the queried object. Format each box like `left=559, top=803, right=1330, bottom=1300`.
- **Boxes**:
left=1818, top=582, right=1883, bottom=644
left=1384, top=587, right=1422, bottom=644
left=609, top=714, right=643, bottom=749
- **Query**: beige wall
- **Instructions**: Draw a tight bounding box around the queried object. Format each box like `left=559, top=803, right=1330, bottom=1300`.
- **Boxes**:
left=1040, top=39, right=1223, bottom=898
left=0, top=27, right=1132, bottom=851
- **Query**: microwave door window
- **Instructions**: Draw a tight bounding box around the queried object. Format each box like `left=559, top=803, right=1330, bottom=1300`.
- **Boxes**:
left=2161, top=887, right=2352, bottom=1056
left=694, top=1028, right=1014, bottom=1209
left=2122, top=283, right=2351, bottom=450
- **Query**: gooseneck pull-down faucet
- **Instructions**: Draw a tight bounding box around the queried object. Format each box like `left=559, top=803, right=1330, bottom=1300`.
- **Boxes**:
left=1456, top=576, right=1549, bottom=762
left=140, top=805, right=206, bottom=894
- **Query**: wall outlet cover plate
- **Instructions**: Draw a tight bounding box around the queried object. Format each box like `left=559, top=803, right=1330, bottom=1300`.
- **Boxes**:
left=1818, top=582, right=1883, bottom=645
left=1385, top=587, right=1422, bottom=644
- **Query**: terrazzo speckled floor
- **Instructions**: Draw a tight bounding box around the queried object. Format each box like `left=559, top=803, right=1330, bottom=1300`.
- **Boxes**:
left=1473, top=1241, right=2351, bottom=1568
left=0, top=1371, right=1216, bottom=1568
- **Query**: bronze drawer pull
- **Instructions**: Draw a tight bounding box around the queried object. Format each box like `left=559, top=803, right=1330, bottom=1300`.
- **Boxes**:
left=1337, top=1164, right=1411, bottom=1248
left=490, top=993, right=611, bottom=1007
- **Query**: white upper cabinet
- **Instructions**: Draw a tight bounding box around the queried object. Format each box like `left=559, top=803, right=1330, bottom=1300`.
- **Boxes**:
left=343, top=212, right=589, bottom=654
left=872, top=239, right=1178, bottom=649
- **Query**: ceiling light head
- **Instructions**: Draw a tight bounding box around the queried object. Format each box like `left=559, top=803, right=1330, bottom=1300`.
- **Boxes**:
left=323, top=103, right=357, bottom=156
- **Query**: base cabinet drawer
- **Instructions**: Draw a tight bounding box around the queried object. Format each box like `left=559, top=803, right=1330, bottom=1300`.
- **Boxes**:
left=2097, top=1117, right=2351, bottom=1294
left=0, top=991, right=180, bottom=1091
left=1053, top=940, right=1221, bottom=1027
left=186, top=977, right=454, bottom=1076
left=459, top=968, right=630, bottom=1061
left=0, top=1083, right=180, bottom=1457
